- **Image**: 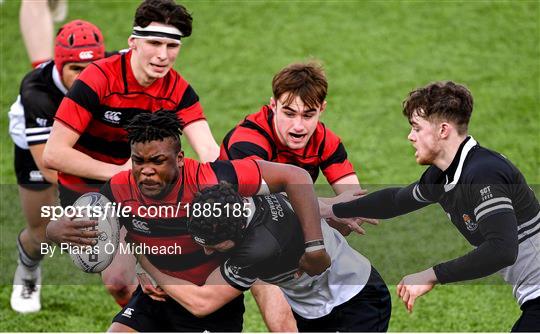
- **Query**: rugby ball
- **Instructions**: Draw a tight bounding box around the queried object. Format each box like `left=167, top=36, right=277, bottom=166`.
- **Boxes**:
left=70, top=192, right=120, bottom=273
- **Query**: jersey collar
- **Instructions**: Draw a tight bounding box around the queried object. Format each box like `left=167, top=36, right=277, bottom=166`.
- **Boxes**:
left=443, top=136, right=478, bottom=192
left=52, top=65, right=68, bottom=95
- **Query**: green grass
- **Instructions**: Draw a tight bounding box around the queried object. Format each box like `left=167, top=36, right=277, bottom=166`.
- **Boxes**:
left=0, top=0, right=538, bottom=332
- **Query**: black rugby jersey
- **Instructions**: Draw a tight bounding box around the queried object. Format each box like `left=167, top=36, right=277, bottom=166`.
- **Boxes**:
left=333, top=136, right=540, bottom=305
left=220, top=194, right=304, bottom=290
left=15, top=61, right=65, bottom=147
left=413, top=137, right=539, bottom=246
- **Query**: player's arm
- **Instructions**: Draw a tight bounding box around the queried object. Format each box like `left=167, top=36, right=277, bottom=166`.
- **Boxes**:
left=138, top=255, right=242, bottom=318
left=183, top=120, right=220, bottom=162
left=43, top=67, right=129, bottom=180
left=250, top=283, right=297, bottom=332
left=28, top=143, right=57, bottom=184
left=434, top=212, right=518, bottom=282
left=257, top=160, right=323, bottom=243
left=397, top=211, right=519, bottom=313
left=43, top=121, right=128, bottom=180
left=321, top=182, right=432, bottom=220
left=255, top=160, right=330, bottom=276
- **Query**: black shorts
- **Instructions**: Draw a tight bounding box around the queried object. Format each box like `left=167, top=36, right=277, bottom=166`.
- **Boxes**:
left=14, top=145, right=52, bottom=190
left=112, top=285, right=245, bottom=332
left=293, top=266, right=391, bottom=332
left=58, top=182, right=84, bottom=207
left=512, top=296, right=540, bottom=332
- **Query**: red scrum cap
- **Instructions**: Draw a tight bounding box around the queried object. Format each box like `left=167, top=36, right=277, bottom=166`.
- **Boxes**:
left=54, top=20, right=105, bottom=74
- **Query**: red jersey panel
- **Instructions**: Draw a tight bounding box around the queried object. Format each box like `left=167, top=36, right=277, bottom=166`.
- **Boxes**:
left=220, top=105, right=356, bottom=184
left=101, top=158, right=261, bottom=285
left=55, top=50, right=206, bottom=195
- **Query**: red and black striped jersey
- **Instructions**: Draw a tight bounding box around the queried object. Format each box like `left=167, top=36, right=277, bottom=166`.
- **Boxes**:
left=220, top=105, right=356, bottom=184
left=100, top=158, right=262, bottom=285
left=55, top=50, right=206, bottom=195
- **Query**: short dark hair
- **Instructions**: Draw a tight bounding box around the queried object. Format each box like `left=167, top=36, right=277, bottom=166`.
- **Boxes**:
left=188, top=182, right=247, bottom=246
left=402, top=81, right=473, bottom=134
left=125, top=110, right=183, bottom=152
left=272, top=61, right=328, bottom=110
left=134, top=0, right=193, bottom=38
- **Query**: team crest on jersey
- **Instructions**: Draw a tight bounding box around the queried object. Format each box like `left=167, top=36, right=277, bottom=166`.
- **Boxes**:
left=462, top=214, right=478, bottom=232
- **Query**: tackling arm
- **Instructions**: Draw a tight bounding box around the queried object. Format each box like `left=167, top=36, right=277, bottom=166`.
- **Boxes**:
left=138, top=255, right=242, bottom=318
left=183, top=121, right=220, bottom=163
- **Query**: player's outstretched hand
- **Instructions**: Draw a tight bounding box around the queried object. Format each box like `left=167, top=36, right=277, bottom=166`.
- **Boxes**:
left=320, top=190, right=380, bottom=235
left=326, top=217, right=365, bottom=236
left=396, top=268, right=438, bottom=313
left=298, top=249, right=331, bottom=277
left=46, top=217, right=99, bottom=246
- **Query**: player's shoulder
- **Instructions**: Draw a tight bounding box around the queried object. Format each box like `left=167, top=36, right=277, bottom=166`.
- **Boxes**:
left=462, top=145, right=517, bottom=184
left=314, top=122, right=343, bottom=147
left=20, top=62, right=54, bottom=95
left=85, top=53, right=123, bottom=79
left=243, top=105, right=273, bottom=131
left=110, top=170, right=132, bottom=184
left=230, top=228, right=280, bottom=266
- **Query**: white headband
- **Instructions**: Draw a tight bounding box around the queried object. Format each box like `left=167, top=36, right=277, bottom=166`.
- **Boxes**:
left=130, top=25, right=183, bottom=42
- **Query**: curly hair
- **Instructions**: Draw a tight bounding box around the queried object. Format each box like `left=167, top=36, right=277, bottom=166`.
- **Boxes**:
left=125, top=110, right=183, bottom=152
left=188, top=182, right=247, bottom=246
left=134, top=0, right=193, bottom=37
left=402, top=81, right=473, bottom=134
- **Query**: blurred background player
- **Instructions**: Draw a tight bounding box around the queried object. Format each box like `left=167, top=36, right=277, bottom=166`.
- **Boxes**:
left=8, top=19, right=105, bottom=314
left=43, top=0, right=220, bottom=306
left=20, top=0, right=68, bottom=68
left=221, top=61, right=377, bottom=236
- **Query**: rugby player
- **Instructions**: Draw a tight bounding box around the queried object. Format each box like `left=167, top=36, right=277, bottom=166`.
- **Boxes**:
left=43, top=0, right=220, bottom=305
left=321, top=81, right=540, bottom=331
left=138, top=182, right=392, bottom=332
left=46, top=111, right=330, bottom=332
left=8, top=19, right=105, bottom=314
left=220, top=61, right=376, bottom=235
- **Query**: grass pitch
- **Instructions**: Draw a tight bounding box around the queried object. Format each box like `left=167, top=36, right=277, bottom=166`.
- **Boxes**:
left=1, top=0, right=538, bottom=331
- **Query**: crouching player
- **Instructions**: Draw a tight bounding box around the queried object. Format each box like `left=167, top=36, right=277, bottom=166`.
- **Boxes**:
left=138, top=182, right=392, bottom=332
left=47, top=111, right=330, bottom=331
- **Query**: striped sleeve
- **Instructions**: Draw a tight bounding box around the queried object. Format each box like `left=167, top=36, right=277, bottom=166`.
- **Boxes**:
left=175, top=85, right=205, bottom=128
left=220, top=260, right=256, bottom=291
left=55, top=65, right=107, bottom=133
left=319, top=129, right=356, bottom=184
left=20, top=89, right=55, bottom=146
left=469, top=170, right=514, bottom=223
left=415, top=166, right=444, bottom=203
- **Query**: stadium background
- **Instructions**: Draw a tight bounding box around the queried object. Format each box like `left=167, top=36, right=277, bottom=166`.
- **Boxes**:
left=0, top=0, right=538, bottom=331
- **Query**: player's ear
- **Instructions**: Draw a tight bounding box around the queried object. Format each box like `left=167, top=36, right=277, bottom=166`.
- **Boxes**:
left=319, top=100, right=327, bottom=114
left=270, top=96, right=276, bottom=110
left=176, top=150, right=184, bottom=168
left=128, top=37, right=137, bottom=50
left=439, top=122, right=452, bottom=139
